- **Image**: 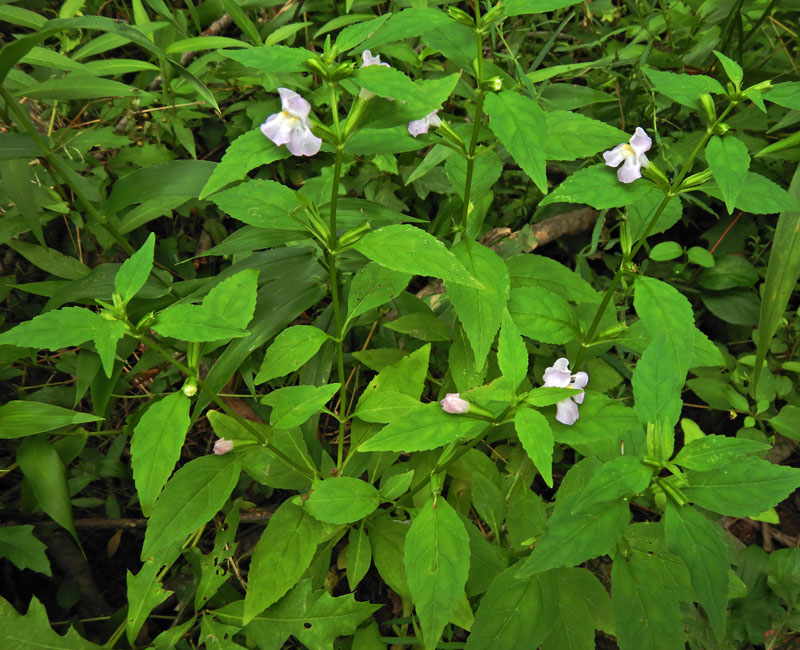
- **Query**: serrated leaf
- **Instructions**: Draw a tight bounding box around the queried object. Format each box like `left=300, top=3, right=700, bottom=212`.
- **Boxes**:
left=643, top=68, right=725, bottom=109
left=514, top=408, right=554, bottom=488
left=0, top=595, right=101, bottom=649
left=569, top=456, right=653, bottom=514
left=0, top=306, right=104, bottom=349
left=705, top=135, right=750, bottom=214
left=497, top=309, right=528, bottom=391
left=8, top=239, right=89, bottom=279
left=210, top=178, right=303, bottom=230
left=223, top=44, right=315, bottom=74
left=485, top=91, right=548, bottom=193
left=540, top=164, right=651, bottom=209
left=141, top=455, right=240, bottom=559
left=201, top=269, right=258, bottom=330
left=115, top=232, right=155, bottom=304
left=545, top=110, right=628, bottom=161
left=507, top=254, right=599, bottom=303
left=255, top=325, right=329, bottom=384
left=353, top=391, right=423, bottom=424
left=446, top=239, right=509, bottom=368
left=0, top=526, right=51, bottom=575
left=347, top=262, right=411, bottom=322
left=0, top=400, right=102, bottom=438
left=243, top=501, right=324, bottom=624
left=130, top=392, right=191, bottom=517
left=152, top=304, right=249, bottom=342
left=354, top=224, right=482, bottom=288
left=358, top=402, right=488, bottom=452
left=664, top=503, right=728, bottom=641
left=126, top=545, right=181, bottom=646
left=305, top=477, right=380, bottom=524
left=261, top=384, right=340, bottom=429
left=404, top=496, right=470, bottom=650
left=346, top=525, right=372, bottom=591
left=508, top=287, right=580, bottom=344
left=632, top=335, right=683, bottom=429
left=93, top=319, right=126, bottom=378
left=673, top=435, right=769, bottom=470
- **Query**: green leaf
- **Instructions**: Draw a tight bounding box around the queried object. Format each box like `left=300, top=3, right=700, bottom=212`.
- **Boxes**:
left=471, top=471, right=505, bottom=534
left=8, top=240, right=91, bottom=280
left=354, top=225, right=482, bottom=288
left=634, top=275, right=695, bottom=382
left=611, top=546, right=686, bottom=650
left=385, top=312, right=449, bottom=341
left=445, top=149, right=503, bottom=203
left=334, top=13, right=391, bottom=51
left=0, top=595, right=101, bottom=649
left=115, top=233, right=154, bottom=304
left=141, top=455, right=240, bottom=559
left=673, top=435, right=769, bottom=470
left=1, top=160, right=44, bottom=242
left=228, top=579, right=379, bottom=649
left=347, top=525, right=372, bottom=591
left=769, top=404, right=800, bottom=441
left=125, top=545, right=181, bottom=646
left=152, top=304, right=249, bottom=342
left=649, top=241, right=683, bottom=261
left=347, top=262, right=411, bottom=322
left=0, top=400, right=102, bottom=438
left=360, top=8, right=454, bottom=50
left=705, top=171, right=800, bottom=214
left=540, top=164, right=651, bottom=209
left=17, top=435, right=80, bottom=544
left=542, top=567, right=614, bottom=650
left=353, top=65, right=458, bottom=119
left=712, top=50, right=743, bottom=87
left=516, top=460, right=630, bottom=577
left=664, top=503, right=728, bottom=641
left=497, top=309, right=528, bottom=391
left=201, top=269, right=258, bottom=330
left=106, top=160, right=214, bottom=214
left=764, top=82, right=800, bottom=110
left=514, top=408, right=554, bottom=488
left=368, top=513, right=411, bottom=599
left=0, top=306, right=104, bottom=349
left=305, top=477, right=381, bottom=524
left=626, top=189, right=683, bottom=241
left=508, top=287, right=580, bottom=344
left=632, top=336, right=683, bottom=429
left=93, top=319, right=126, bottom=378
left=223, top=44, right=315, bottom=74
left=353, top=391, right=424, bottom=424
left=446, top=239, right=509, bottom=368
left=130, top=392, right=191, bottom=517
left=199, top=130, right=289, bottom=199
left=209, top=178, right=302, bottom=230
left=687, top=246, right=715, bottom=267
left=358, top=402, right=488, bottom=452
left=0, top=133, right=39, bottom=162
left=255, top=326, right=330, bottom=384
left=753, top=164, right=800, bottom=392
left=643, top=68, right=725, bottom=109
left=504, top=0, right=582, bottom=14
left=0, top=526, right=51, bottom=575
left=243, top=501, right=324, bottom=624
left=15, top=74, right=143, bottom=100
left=569, top=456, right=653, bottom=514
left=705, top=135, right=750, bottom=214
left=484, top=91, right=548, bottom=193
left=545, top=110, right=628, bottom=161
left=683, top=459, right=800, bottom=517
left=507, top=254, right=600, bottom=303
left=404, top=496, right=470, bottom=650
left=464, top=566, right=557, bottom=650
left=261, top=384, right=340, bottom=429
left=551, top=393, right=640, bottom=447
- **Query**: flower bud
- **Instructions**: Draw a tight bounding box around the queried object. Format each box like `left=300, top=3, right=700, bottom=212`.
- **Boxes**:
left=480, top=4, right=506, bottom=28
left=440, top=393, right=470, bottom=414
left=213, top=438, right=234, bottom=455
left=481, top=76, right=503, bottom=92
left=182, top=377, right=198, bottom=397
left=699, top=93, right=716, bottom=123
left=447, top=6, right=475, bottom=27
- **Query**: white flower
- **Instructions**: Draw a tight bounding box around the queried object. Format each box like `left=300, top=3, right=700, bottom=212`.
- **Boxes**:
left=602, top=127, right=652, bottom=184
left=213, top=438, right=234, bottom=455
left=440, top=393, right=470, bottom=414
left=260, top=88, right=322, bottom=157
left=359, top=49, right=391, bottom=100
left=408, top=111, right=442, bottom=137
left=542, top=358, right=588, bottom=426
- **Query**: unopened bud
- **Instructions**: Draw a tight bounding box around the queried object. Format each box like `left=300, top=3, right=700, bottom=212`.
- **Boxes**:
left=338, top=222, right=372, bottom=249
left=303, top=57, right=330, bottom=79
left=440, top=393, right=470, bottom=414
left=213, top=438, right=234, bottom=455
left=447, top=6, right=475, bottom=27
left=481, top=4, right=506, bottom=28
left=481, top=76, right=503, bottom=92
left=681, top=169, right=713, bottom=188
left=182, top=377, right=198, bottom=397
left=699, top=93, right=716, bottom=123
left=713, top=122, right=731, bottom=135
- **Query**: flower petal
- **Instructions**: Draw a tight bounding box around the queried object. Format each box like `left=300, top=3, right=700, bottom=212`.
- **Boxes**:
left=286, top=123, right=322, bottom=157
left=261, top=113, right=292, bottom=147
left=555, top=398, right=579, bottom=425
left=603, top=144, right=626, bottom=168
left=571, top=371, right=589, bottom=390
left=629, top=127, right=652, bottom=155
left=278, top=87, right=311, bottom=120
left=408, top=118, right=430, bottom=137
left=617, top=156, right=642, bottom=183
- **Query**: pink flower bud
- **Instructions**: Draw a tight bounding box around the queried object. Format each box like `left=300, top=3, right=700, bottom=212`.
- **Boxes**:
left=213, top=438, right=234, bottom=455
left=440, top=393, right=470, bottom=414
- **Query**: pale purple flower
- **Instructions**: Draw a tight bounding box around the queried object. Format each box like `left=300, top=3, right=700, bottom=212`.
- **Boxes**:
left=602, top=127, right=652, bottom=183
left=408, top=111, right=442, bottom=137
left=213, top=438, right=234, bottom=455
left=542, top=358, right=588, bottom=426
left=260, top=88, right=322, bottom=157
left=440, top=393, right=470, bottom=414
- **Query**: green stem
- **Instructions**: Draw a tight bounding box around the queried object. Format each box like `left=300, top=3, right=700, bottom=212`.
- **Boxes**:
left=0, top=86, right=135, bottom=255
left=327, top=82, right=348, bottom=471
left=461, top=11, right=486, bottom=235
left=574, top=102, right=736, bottom=369
left=141, top=335, right=319, bottom=479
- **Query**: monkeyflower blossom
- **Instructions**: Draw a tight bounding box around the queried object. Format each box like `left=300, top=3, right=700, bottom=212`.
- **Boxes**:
left=542, top=358, right=588, bottom=426
left=440, top=393, right=470, bottom=414
left=260, top=88, right=322, bottom=157
left=602, top=127, right=652, bottom=184
left=213, top=438, right=234, bottom=455
left=408, top=110, right=442, bottom=137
